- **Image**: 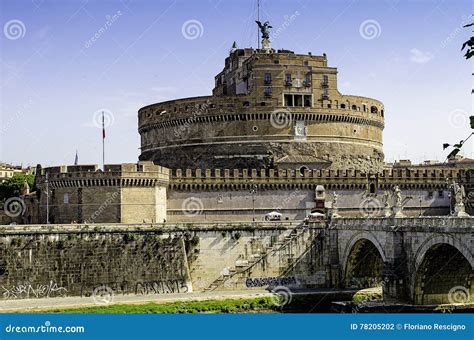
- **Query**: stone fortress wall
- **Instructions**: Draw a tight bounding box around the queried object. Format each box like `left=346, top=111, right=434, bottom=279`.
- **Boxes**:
left=32, top=165, right=471, bottom=224
left=35, top=162, right=169, bottom=224
left=167, top=167, right=471, bottom=222
left=138, top=49, right=385, bottom=171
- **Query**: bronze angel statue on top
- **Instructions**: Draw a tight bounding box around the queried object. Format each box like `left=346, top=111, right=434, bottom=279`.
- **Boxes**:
left=256, top=20, right=272, bottom=40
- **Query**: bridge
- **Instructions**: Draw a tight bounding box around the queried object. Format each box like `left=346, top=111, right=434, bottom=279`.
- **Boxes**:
left=328, top=216, right=473, bottom=305
left=0, top=217, right=472, bottom=307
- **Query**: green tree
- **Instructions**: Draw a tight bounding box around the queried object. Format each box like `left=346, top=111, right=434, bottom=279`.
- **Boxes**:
left=443, top=17, right=474, bottom=160
left=0, top=173, right=35, bottom=201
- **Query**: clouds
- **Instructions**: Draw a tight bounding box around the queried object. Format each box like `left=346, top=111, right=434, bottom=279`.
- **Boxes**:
left=409, top=48, right=434, bottom=64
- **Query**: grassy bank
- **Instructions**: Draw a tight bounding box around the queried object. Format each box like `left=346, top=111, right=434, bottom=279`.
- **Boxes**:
left=29, top=297, right=278, bottom=314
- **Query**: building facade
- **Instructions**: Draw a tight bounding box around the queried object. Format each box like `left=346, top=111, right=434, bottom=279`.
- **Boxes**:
left=27, top=43, right=472, bottom=224
left=35, top=162, right=169, bottom=224
left=138, top=47, right=384, bottom=172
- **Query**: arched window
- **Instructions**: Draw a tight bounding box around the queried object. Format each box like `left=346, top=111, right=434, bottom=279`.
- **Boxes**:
left=381, top=109, right=384, bottom=117
left=370, top=106, right=378, bottom=114
left=340, top=104, right=346, bottom=109
left=369, top=183, right=376, bottom=194
left=352, top=105, right=357, bottom=110
left=299, top=166, right=309, bottom=177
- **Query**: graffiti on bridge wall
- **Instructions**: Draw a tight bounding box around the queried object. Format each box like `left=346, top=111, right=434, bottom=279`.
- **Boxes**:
left=245, top=276, right=299, bottom=288
left=83, top=278, right=190, bottom=297
left=2, top=281, right=67, bottom=300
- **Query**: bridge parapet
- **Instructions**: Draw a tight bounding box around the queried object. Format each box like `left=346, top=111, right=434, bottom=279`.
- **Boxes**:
left=331, top=216, right=473, bottom=230
left=0, top=221, right=324, bottom=235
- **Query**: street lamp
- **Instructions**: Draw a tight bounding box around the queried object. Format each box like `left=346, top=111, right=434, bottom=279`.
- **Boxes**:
left=249, top=184, right=258, bottom=222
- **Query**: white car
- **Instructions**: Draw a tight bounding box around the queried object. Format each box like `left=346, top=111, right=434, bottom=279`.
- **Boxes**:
left=304, top=212, right=325, bottom=222
left=264, top=211, right=282, bottom=221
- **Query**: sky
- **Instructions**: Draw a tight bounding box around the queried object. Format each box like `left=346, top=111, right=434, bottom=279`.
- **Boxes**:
left=0, top=0, right=472, bottom=168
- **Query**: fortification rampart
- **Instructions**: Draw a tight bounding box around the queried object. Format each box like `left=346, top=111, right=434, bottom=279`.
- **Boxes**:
left=34, top=162, right=169, bottom=224
left=169, top=167, right=467, bottom=190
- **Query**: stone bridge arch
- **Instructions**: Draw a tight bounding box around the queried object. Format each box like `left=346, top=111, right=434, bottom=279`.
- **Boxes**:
left=412, top=235, right=473, bottom=305
left=341, top=231, right=387, bottom=288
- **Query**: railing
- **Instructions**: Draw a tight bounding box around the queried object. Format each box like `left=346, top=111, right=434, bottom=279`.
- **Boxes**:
left=0, top=221, right=326, bottom=234
left=330, top=216, right=473, bottom=229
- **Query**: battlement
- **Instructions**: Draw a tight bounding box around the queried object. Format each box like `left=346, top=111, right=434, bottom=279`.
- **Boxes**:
left=171, top=167, right=466, bottom=180
left=169, top=168, right=469, bottom=190
left=36, top=162, right=169, bottom=188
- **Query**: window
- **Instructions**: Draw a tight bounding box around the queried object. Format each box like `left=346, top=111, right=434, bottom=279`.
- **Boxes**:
left=371, top=106, right=378, bottom=114
left=285, top=94, right=312, bottom=107
left=322, top=75, right=328, bottom=85
left=64, top=193, right=69, bottom=204
left=299, top=166, right=309, bottom=176
left=243, top=101, right=250, bottom=107
left=381, top=109, right=384, bottom=117
left=369, top=183, right=376, bottom=194
left=322, top=88, right=329, bottom=99
left=264, top=87, right=272, bottom=97
left=264, top=73, right=272, bottom=85
left=285, top=73, right=292, bottom=85
left=352, top=105, right=357, bottom=110
left=340, top=104, right=346, bottom=109
left=438, top=190, right=444, bottom=198
left=363, top=104, right=367, bottom=112
left=304, top=73, right=311, bottom=86
left=294, top=95, right=303, bottom=107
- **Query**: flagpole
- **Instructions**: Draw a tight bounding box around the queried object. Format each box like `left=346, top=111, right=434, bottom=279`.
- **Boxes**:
left=102, top=111, right=105, bottom=170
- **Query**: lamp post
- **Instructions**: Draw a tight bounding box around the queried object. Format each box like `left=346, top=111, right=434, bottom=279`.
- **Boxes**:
left=45, top=172, right=50, bottom=224
left=250, top=184, right=258, bottom=222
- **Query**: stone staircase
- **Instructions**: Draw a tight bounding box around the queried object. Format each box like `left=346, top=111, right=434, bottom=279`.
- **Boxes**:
left=204, top=224, right=317, bottom=291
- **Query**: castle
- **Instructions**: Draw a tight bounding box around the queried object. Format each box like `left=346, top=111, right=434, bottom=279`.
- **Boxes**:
left=21, top=32, right=472, bottom=225
left=1, top=21, right=472, bottom=309
left=138, top=46, right=384, bottom=171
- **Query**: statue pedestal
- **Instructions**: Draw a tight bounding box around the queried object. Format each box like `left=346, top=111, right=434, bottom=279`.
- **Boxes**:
left=453, top=204, right=469, bottom=217
left=391, top=206, right=405, bottom=218
left=262, top=38, right=271, bottom=52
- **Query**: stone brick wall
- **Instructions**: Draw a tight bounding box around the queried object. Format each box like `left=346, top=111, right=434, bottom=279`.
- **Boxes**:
left=35, top=162, right=169, bottom=224
left=0, top=228, right=191, bottom=300
left=0, top=223, right=323, bottom=299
